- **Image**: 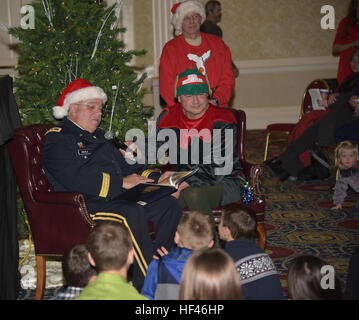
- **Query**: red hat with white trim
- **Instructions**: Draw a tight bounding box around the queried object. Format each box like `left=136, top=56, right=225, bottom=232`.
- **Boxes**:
left=53, top=78, right=107, bottom=119
left=171, top=1, right=205, bottom=36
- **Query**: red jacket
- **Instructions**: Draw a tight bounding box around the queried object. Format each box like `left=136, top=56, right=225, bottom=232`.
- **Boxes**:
left=159, top=32, right=235, bottom=107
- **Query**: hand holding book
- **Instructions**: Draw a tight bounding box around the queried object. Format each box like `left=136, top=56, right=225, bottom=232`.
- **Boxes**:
left=122, top=173, right=154, bottom=189
left=119, top=167, right=199, bottom=206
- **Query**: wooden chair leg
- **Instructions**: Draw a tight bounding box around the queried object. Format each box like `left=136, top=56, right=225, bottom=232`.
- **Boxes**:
left=257, top=223, right=266, bottom=250
left=35, top=255, right=46, bottom=300
left=264, top=132, right=271, bottom=161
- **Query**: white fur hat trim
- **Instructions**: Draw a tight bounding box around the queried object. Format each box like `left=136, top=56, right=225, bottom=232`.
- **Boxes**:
left=171, top=0, right=206, bottom=36
left=53, top=86, right=107, bottom=119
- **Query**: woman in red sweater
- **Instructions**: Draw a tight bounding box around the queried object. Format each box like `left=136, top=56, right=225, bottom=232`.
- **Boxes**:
left=159, top=1, right=235, bottom=108
left=333, top=0, right=359, bottom=85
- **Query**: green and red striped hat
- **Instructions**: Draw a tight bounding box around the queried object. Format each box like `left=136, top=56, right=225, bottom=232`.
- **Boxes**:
left=175, top=68, right=209, bottom=97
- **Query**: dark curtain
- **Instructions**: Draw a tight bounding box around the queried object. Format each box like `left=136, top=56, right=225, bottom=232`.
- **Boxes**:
left=0, top=75, right=22, bottom=299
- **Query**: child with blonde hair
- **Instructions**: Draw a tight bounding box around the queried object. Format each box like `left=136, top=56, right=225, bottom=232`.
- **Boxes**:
left=141, top=211, right=215, bottom=300
left=179, top=248, right=242, bottom=300
left=332, top=140, right=359, bottom=210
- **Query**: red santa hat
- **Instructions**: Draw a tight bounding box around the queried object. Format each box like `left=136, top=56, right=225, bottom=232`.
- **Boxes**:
left=171, top=1, right=206, bottom=36
left=53, top=78, right=107, bottom=119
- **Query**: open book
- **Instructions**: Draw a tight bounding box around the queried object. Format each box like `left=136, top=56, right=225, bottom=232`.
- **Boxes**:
left=308, top=88, right=327, bottom=111
left=118, top=167, right=199, bottom=206
left=156, top=167, right=199, bottom=188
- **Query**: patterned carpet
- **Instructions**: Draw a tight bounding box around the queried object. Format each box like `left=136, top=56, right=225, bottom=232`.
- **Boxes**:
left=247, top=130, right=359, bottom=297
left=17, top=130, right=359, bottom=299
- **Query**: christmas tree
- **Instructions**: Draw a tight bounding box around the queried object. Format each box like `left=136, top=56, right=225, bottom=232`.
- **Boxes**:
left=9, top=0, right=151, bottom=139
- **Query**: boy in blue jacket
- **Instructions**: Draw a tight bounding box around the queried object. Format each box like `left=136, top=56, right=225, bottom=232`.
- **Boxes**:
left=141, top=210, right=215, bottom=300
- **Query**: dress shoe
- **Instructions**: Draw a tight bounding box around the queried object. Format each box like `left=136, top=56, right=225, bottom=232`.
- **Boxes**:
left=264, top=157, right=284, bottom=176
left=264, top=156, right=282, bottom=168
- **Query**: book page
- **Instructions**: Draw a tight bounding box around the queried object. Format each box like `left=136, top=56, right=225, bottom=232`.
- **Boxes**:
left=309, top=89, right=326, bottom=111
left=157, top=168, right=199, bottom=187
left=169, top=171, right=193, bottom=186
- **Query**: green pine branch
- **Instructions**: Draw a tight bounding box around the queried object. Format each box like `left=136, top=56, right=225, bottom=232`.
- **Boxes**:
left=9, top=0, right=151, bottom=139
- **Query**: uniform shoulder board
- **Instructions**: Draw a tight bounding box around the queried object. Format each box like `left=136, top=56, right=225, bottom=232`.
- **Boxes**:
left=45, top=127, right=62, bottom=135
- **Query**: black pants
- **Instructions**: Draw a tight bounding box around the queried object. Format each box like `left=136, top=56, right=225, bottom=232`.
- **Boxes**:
left=91, top=195, right=182, bottom=291
left=280, top=92, right=356, bottom=176
left=178, top=184, right=222, bottom=247
left=178, top=184, right=223, bottom=217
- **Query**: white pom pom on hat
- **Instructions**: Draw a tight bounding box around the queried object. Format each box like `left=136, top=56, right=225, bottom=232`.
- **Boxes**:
left=171, top=1, right=206, bottom=36
left=53, top=78, right=108, bottom=119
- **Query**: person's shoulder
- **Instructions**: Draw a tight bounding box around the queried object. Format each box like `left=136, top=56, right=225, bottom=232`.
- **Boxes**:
left=209, top=105, right=237, bottom=124
left=158, top=104, right=182, bottom=127
left=339, top=16, right=350, bottom=25
left=336, top=16, right=350, bottom=31
left=44, top=124, right=66, bottom=141
left=201, top=32, right=225, bottom=44
left=44, top=122, right=74, bottom=141
left=163, top=34, right=183, bottom=48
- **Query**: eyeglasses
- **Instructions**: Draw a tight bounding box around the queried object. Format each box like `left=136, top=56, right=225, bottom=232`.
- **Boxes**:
left=183, top=14, right=202, bottom=22
left=75, top=102, right=103, bottom=112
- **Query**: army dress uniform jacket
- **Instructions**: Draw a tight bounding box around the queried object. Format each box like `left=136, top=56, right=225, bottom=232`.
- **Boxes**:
left=42, top=117, right=156, bottom=213
left=42, top=117, right=183, bottom=292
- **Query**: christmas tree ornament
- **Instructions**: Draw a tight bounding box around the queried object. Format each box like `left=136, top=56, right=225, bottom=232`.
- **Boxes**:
left=91, top=4, right=118, bottom=60
left=241, top=181, right=255, bottom=205
left=41, top=0, right=53, bottom=28
left=237, top=175, right=256, bottom=205
left=111, top=0, right=124, bottom=30
left=105, top=83, right=119, bottom=139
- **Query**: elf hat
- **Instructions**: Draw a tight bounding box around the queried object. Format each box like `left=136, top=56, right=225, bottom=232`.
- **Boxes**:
left=53, top=78, right=107, bottom=119
left=171, top=1, right=206, bottom=36
left=175, top=68, right=209, bottom=97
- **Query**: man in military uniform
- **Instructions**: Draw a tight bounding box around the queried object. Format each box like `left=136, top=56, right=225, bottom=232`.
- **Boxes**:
left=42, top=78, right=182, bottom=291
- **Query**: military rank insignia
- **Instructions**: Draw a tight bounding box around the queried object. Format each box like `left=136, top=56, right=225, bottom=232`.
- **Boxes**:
left=45, top=127, right=62, bottom=135
left=77, top=142, right=85, bottom=149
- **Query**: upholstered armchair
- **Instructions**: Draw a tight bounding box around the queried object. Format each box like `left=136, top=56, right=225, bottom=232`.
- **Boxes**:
left=6, top=124, right=94, bottom=300
left=209, top=109, right=266, bottom=249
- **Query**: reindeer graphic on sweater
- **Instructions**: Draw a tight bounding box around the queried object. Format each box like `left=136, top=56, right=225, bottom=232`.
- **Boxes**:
left=187, top=50, right=212, bottom=95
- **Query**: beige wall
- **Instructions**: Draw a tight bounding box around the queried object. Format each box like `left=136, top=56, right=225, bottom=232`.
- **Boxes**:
left=219, top=0, right=347, bottom=60
left=0, top=0, right=353, bottom=128
left=134, top=0, right=351, bottom=128
left=134, top=0, right=154, bottom=68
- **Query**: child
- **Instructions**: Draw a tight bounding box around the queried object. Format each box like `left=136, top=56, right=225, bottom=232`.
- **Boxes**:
left=76, top=221, right=147, bottom=300
left=219, top=203, right=284, bottom=300
left=287, top=254, right=343, bottom=300
left=179, top=248, right=242, bottom=300
left=331, top=140, right=359, bottom=211
left=53, top=244, right=97, bottom=300
left=141, top=211, right=215, bottom=300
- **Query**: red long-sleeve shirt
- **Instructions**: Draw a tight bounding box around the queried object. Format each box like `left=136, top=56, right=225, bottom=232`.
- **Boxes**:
left=159, top=32, right=235, bottom=107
